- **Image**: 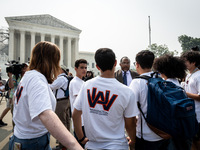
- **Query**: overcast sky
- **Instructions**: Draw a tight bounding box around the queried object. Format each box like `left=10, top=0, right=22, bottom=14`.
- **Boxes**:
left=1, top=0, right=200, bottom=66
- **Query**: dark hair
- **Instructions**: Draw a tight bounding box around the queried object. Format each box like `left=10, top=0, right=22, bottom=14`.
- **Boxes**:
left=29, top=41, right=60, bottom=84
left=136, top=50, right=155, bottom=69
left=74, top=59, right=87, bottom=68
left=95, top=48, right=116, bottom=71
left=181, top=51, right=200, bottom=67
left=86, top=71, right=94, bottom=78
left=84, top=71, right=94, bottom=81
left=191, top=46, right=199, bottom=51
left=153, top=54, right=187, bottom=79
left=120, top=56, right=130, bottom=63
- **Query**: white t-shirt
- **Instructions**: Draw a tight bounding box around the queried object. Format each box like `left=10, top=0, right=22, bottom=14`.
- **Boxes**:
left=13, top=70, right=56, bottom=139
left=50, top=73, right=68, bottom=99
left=69, top=76, right=84, bottom=126
left=184, top=70, right=200, bottom=122
left=0, top=85, right=5, bottom=94
left=166, top=78, right=180, bottom=86
left=74, top=76, right=139, bottom=149
left=129, top=72, right=163, bottom=141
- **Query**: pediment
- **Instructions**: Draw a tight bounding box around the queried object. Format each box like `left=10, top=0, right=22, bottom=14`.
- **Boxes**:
left=5, top=14, right=81, bottom=32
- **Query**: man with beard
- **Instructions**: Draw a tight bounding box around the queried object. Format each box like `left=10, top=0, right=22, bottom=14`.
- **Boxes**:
left=115, top=56, right=138, bottom=86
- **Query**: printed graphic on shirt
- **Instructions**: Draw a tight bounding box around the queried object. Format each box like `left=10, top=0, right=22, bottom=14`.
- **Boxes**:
left=87, top=87, right=118, bottom=113
left=16, top=86, right=23, bottom=104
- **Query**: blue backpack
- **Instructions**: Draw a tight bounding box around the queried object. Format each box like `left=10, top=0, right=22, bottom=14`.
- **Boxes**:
left=137, top=72, right=199, bottom=139
left=56, top=75, right=73, bottom=99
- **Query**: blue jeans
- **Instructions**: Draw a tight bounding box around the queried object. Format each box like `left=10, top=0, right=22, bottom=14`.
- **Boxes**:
left=135, top=137, right=170, bottom=150
left=9, top=132, right=51, bottom=150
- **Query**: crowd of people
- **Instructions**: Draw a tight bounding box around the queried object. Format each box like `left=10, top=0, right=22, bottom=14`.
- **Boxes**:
left=0, top=40, right=200, bottom=150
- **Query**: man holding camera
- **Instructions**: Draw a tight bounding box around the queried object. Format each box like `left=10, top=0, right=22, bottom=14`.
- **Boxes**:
left=0, top=62, right=28, bottom=127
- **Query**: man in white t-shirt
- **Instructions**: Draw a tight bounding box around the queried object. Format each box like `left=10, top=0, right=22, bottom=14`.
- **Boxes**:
left=50, top=65, right=70, bottom=150
left=129, top=50, right=170, bottom=150
left=72, top=48, right=138, bottom=150
left=181, top=50, right=200, bottom=150
left=69, top=59, right=87, bottom=148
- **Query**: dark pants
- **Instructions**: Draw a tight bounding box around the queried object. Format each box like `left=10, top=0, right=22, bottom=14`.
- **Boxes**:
left=191, top=123, right=200, bottom=150
left=55, top=99, right=71, bottom=131
left=169, top=138, right=192, bottom=150
left=9, top=133, right=51, bottom=150
left=55, top=99, right=71, bottom=148
left=135, top=137, right=170, bottom=150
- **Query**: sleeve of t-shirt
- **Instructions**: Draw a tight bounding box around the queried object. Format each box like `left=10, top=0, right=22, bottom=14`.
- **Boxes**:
left=28, top=77, right=53, bottom=120
left=124, top=89, right=139, bottom=118
left=72, top=82, right=82, bottom=96
left=50, top=76, right=68, bottom=90
left=73, top=83, right=85, bottom=111
left=129, top=79, right=140, bottom=102
left=197, top=79, right=200, bottom=95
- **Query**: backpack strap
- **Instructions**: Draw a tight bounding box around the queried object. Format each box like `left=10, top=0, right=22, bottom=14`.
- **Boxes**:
left=55, top=89, right=58, bottom=99
left=135, top=75, right=150, bottom=80
left=150, top=71, right=159, bottom=78
left=60, top=87, right=67, bottom=98
left=135, top=71, right=160, bottom=80
left=137, top=102, right=147, bottom=121
left=55, top=75, right=69, bottom=99
left=137, top=102, right=147, bottom=139
left=60, top=75, right=72, bottom=99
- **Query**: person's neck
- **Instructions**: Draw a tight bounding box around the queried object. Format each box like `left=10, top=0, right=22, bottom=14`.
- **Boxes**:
left=189, top=67, right=199, bottom=74
left=76, top=75, right=83, bottom=79
left=138, top=68, right=152, bottom=75
left=100, top=70, right=114, bottom=78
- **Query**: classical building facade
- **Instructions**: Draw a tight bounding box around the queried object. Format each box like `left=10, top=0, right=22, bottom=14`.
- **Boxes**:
left=5, top=14, right=81, bottom=69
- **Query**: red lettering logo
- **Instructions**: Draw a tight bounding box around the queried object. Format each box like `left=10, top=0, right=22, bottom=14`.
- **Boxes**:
left=16, top=86, right=23, bottom=104
left=87, top=88, right=118, bottom=111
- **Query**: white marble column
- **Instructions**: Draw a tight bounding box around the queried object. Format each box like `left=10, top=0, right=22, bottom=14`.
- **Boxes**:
left=74, top=38, right=79, bottom=61
left=67, top=37, right=71, bottom=68
left=41, top=33, right=45, bottom=41
left=31, top=32, right=35, bottom=50
left=20, top=30, right=25, bottom=63
left=51, top=35, right=55, bottom=44
left=8, top=28, right=14, bottom=60
left=59, top=36, right=64, bottom=65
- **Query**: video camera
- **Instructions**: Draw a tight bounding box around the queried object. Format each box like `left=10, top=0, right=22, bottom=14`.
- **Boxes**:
left=5, top=60, right=22, bottom=75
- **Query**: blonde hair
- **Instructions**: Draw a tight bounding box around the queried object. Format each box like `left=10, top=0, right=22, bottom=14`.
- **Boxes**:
left=29, top=41, right=61, bottom=83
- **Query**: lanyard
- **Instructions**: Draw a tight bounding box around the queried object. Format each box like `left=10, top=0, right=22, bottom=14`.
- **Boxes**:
left=186, top=68, right=199, bottom=84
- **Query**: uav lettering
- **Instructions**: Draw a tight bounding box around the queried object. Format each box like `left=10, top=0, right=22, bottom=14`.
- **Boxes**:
left=87, top=88, right=118, bottom=111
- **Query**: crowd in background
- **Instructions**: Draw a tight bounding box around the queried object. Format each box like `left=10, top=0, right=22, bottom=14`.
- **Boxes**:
left=0, top=41, right=200, bottom=150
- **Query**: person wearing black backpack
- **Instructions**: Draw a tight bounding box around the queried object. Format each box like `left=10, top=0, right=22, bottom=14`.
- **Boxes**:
left=129, top=50, right=170, bottom=150
left=50, top=65, right=72, bottom=150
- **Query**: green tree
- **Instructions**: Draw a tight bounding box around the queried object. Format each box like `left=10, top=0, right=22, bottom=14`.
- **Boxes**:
left=178, top=35, right=200, bottom=52
left=147, top=43, right=178, bottom=58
